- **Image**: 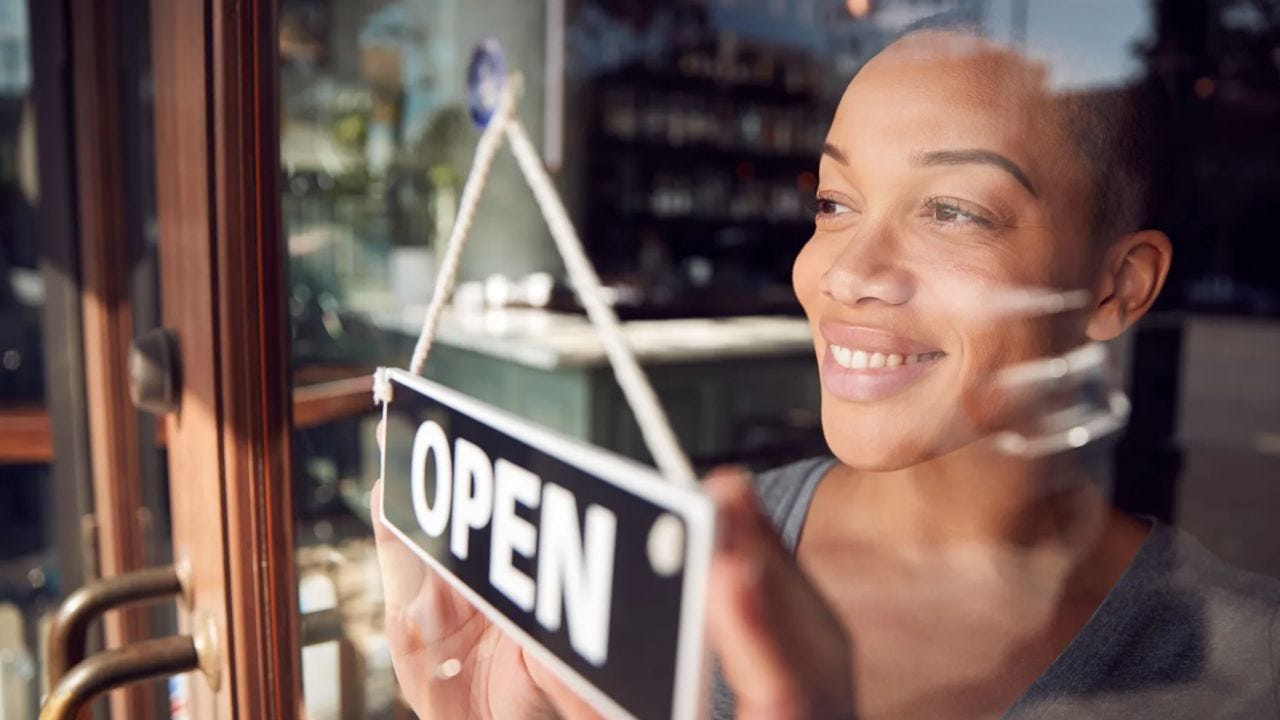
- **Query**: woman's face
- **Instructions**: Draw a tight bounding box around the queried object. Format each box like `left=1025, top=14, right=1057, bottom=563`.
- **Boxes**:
left=794, top=33, right=1101, bottom=470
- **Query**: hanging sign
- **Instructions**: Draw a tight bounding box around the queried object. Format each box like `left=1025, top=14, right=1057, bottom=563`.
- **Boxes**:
left=377, top=368, right=715, bottom=720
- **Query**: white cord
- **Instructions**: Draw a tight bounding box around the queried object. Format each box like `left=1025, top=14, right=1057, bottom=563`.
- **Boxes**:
left=402, top=72, right=696, bottom=486
left=505, top=119, right=696, bottom=486
left=408, top=76, right=522, bottom=376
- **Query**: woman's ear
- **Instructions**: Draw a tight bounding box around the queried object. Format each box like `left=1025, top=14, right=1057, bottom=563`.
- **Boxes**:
left=1085, top=229, right=1172, bottom=341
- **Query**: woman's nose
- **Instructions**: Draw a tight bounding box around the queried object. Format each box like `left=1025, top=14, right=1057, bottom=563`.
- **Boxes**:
left=820, top=231, right=915, bottom=307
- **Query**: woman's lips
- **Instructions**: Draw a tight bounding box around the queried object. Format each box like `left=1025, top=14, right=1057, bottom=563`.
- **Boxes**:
left=818, top=322, right=947, bottom=402
left=818, top=321, right=942, bottom=357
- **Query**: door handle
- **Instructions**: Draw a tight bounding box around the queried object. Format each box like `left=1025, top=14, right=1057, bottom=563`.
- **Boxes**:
left=40, top=565, right=219, bottom=720
left=46, top=565, right=185, bottom=686
left=42, top=566, right=347, bottom=719
left=40, top=636, right=199, bottom=720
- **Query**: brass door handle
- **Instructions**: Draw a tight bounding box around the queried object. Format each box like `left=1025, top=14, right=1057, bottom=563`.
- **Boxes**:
left=46, top=565, right=184, bottom=687
left=41, top=606, right=219, bottom=720
left=40, top=636, right=199, bottom=720
left=40, top=565, right=219, bottom=720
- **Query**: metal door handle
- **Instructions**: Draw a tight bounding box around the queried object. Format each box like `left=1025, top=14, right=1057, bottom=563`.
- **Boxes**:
left=40, top=636, right=199, bottom=720
left=41, top=565, right=346, bottom=720
left=40, top=565, right=219, bottom=720
left=46, top=565, right=184, bottom=686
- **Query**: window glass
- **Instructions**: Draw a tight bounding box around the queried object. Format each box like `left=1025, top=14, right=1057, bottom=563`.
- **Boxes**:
left=280, top=1, right=1280, bottom=717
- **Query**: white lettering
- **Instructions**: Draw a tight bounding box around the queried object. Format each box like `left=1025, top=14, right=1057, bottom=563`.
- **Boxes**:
left=450, top=438, right=493, bottom=560
left=410, top=421, right=452, bottom=538
left=489, top=459, right=541, bottom=611
left=535, top=483, right=617, bottom=666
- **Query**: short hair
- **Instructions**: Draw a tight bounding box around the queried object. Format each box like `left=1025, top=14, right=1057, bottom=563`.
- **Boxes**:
left=1057, top=86, right=1156, bottom=243
left=894, top=21, right=1158, bottom=244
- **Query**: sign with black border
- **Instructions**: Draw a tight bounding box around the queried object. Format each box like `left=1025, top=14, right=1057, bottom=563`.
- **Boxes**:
left=377, top=368, right=714, bottom=720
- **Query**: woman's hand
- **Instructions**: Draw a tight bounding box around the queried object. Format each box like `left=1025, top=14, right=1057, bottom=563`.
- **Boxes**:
left=374, top=469, right=854, bottom=720
left=371, top=479, right=599, bottom=719
left=704, top=470, right=856, bottom=720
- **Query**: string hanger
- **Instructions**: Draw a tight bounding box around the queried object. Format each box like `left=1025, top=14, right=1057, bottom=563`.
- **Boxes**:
left=403, top=70, right=697, bottom=487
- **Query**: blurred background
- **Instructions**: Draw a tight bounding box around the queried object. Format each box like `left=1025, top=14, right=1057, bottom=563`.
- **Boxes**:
left=1, top=0, right=1278, bottom=718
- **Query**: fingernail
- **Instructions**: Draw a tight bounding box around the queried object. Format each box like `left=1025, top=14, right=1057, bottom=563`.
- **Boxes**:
left=435, top=658, right=462, bottom=680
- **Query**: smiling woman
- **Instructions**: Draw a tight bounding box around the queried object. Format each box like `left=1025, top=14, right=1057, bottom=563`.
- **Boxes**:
left=704, top=23, right=1279, bottom=720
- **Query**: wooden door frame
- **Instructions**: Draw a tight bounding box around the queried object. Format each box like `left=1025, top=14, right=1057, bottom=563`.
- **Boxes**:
left=151, top=0, right=301, bottom=717
left=65, top=2, right=151, bottom=717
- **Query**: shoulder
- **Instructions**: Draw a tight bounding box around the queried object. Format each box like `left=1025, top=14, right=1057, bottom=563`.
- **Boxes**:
left=1152, top=523, right=1280, bottom=644
left=1109, top=523, right=1280, bottom=715
left=1011, top=522, right=1280, bottom=718
left=1162, top=525, right=1280, bottom=663
left=750, top=456, right=838, bottom=552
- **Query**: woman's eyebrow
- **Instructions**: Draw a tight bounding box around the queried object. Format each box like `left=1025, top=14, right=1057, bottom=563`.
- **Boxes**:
left=912, top=149, right=1039, bottom=197
left=822, top=142, right=849, bottom=165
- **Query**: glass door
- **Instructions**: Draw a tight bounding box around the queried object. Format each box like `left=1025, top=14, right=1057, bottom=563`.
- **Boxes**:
left=269, top=3, right=1280, bottom=719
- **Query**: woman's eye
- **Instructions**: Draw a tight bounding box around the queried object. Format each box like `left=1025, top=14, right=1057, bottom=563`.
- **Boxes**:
left=932, top=204, right=962, bottom=222
left=815, top=197, right=852, bottom=220
left=925, top=197, right=997, bottom=230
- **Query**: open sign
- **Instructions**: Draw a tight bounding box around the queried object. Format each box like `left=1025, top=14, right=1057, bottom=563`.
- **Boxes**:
left=377, top=368, right=714, bottom=720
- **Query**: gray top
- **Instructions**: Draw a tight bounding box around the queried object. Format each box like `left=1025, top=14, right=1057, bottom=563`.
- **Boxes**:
left=711, top=457, right=1280, bottom=719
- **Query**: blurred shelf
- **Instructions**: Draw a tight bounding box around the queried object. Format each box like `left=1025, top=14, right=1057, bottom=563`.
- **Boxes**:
left=593, top=212, right=814, bottom=234
left=601, top=67, right=818, bottom=104
left=593, top=135, right=819, bottom=167
left=0, top=370, right=377, bottom=465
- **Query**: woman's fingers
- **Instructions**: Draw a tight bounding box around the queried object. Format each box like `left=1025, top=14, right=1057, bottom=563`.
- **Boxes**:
left=704, top=471, right=856, bottom=720
left=370, top=479, right=428, bottom=605
left=704, top=473, right=799, bottom=701
left=372, top=478, right=488, bottom=651
left=524, top=651, right=606, bottom=720
left=372, top=478, right=563, bottom=719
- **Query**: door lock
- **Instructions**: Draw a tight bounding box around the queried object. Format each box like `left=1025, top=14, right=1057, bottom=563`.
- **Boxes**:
left=129, top=328, right=181, bottom=415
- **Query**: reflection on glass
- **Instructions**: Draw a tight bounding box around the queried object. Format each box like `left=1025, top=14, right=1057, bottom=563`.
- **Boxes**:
left=281, top=1, right=1280, bottom=718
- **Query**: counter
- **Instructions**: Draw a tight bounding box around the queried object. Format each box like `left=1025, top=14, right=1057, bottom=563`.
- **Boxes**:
left=365, top=307, right=823, bottom=468
left=368, top=307, right=816, bottom=369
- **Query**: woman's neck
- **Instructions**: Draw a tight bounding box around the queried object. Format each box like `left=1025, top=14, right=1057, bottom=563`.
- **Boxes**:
left=817, top=440, right=1120, bottom=559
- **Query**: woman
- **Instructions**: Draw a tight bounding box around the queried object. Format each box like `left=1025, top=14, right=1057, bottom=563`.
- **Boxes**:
left=372, top=28, right=1280, bottom=719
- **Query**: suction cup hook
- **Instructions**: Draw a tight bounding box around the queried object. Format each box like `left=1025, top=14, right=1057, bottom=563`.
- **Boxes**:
left=468, top=38, right=509, bottom=129
left=989, top=341, right=1132, bottom=458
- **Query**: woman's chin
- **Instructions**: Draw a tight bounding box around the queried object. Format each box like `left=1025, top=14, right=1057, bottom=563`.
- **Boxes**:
left=820, top=406, right=968, bottom=472
left=823, top=430, right=930, bottom=472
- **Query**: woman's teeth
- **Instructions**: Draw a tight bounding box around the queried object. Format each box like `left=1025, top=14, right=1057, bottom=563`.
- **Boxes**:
left=830, top=345, right=945, bottom=370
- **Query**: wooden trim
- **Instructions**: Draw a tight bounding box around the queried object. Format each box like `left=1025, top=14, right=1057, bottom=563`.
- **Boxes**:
left=149, top=0, right=235, bottom=714
left=67, top=0, right=152, bottom=716
left=0, top=407, right=53, bottom=463
left=152, top=0, right=302, bottom=717
left=292, top=376, right=375, bottom=429
left=210, top=0, right=303, bottom=710
left=1, top=376, right=378, bottom=465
